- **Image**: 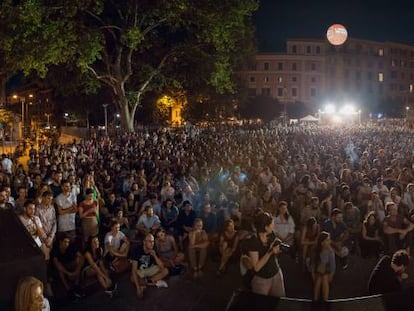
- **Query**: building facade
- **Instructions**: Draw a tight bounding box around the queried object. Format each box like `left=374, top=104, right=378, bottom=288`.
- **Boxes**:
left=241, top=37, right=414, bottom=114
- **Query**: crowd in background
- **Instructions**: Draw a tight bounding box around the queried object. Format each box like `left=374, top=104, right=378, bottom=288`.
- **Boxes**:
left=5, top=122, right=414, bottom=308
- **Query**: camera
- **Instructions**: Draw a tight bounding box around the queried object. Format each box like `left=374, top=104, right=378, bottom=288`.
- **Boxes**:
left=268, top=238, right=291, bottom=253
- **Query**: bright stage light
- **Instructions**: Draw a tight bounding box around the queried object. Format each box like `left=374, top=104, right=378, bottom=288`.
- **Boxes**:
left=332, top=115, right=342, bottom=123
left=339, top=104, right=356, bottom=115
left=325, top=104, right=336, bottom=114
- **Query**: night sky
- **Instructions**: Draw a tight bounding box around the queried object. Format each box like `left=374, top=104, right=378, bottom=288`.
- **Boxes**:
left=254, top=0, right=414, bottom=52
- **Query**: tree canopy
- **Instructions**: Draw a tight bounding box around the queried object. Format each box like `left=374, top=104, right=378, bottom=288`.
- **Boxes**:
left=1, top=0, right=258, bottom=130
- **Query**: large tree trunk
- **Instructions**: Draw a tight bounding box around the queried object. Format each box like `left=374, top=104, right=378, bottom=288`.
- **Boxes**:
left=114, top=84, right=136, bottom=132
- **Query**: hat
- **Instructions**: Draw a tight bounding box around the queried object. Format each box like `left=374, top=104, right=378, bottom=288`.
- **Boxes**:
left=85, top=188, right=94, bottom=195
left=332, top=208, right=342, bottom=216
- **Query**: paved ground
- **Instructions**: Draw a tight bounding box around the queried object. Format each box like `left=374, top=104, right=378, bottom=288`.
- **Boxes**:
left=52, top=253, right=414, bottom=311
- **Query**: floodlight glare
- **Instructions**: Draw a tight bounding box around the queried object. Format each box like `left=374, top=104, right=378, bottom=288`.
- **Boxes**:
left=325, top=104, right=336, bottom=114
left=332, top=115, right=342, bottom=123
left=339, top=104, right=356, bottom=115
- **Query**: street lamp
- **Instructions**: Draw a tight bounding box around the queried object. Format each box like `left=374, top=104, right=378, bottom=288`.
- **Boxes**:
left=64, top=113, right=69, bottom=127
left=45, top=113, right=51, bottom=128
left=13, top=94, right=26, bottom=139
left=102, top=104, right=108, bottom=136
left=406, top=106, right=410, bottom=120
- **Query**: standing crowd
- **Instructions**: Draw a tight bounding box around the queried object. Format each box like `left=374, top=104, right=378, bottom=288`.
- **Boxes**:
left=7, top=122, right=414, bottom=309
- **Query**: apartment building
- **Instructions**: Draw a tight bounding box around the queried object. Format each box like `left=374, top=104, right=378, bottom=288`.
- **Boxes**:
left=241, top=37, right=414, bottom=113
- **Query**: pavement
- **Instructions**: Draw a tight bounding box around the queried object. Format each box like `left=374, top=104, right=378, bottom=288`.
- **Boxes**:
left=52, top=253, right=414, bottom=311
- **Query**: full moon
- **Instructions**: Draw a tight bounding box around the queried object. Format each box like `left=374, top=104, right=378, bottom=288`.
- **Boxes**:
left=326, top=24, right=348, bottom=46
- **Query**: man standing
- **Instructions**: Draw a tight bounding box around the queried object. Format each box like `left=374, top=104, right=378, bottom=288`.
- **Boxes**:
left=19, top=199, right=48, bottom=258
left=368, top=249, right=410, bottom=294
left=130, top=233, right=168, bottom=298
left=55, top=180, right=78, bottom=240
left=36, top=191, right=57, bottom=260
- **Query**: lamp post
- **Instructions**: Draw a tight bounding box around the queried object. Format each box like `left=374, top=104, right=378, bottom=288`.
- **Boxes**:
left=102, top=104, right=108, bottom=136
left=406, top=106, right=410, bottom=120
left=64, top=113, right=68, bottom=127
left=45, top=113, right=51, bottom=128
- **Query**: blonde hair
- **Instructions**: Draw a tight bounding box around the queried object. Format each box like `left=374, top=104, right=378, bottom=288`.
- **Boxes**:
left=15, top=276, right=44, bottom=311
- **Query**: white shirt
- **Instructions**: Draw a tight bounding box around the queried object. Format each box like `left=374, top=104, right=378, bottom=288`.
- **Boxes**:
left=104, top=231, right=126, bottom=254
left=55, top=192, right=77, bottom=232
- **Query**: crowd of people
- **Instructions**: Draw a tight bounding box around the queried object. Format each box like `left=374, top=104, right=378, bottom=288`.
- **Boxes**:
left=6, top=121, right=414, bottom=309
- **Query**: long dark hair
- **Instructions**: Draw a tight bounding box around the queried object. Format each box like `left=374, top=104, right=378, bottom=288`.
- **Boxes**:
left=312, top=231, right=330, bottom=269
left=254, top=212, right=273, bottom=234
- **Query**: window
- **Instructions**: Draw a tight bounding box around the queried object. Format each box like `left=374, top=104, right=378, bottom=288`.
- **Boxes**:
left=391, top=71, right=397, bottom=79
left=367, top=72, right=373, bottom=81
left=248, top=88, right=256, bottom=97
left=355, top=71, right=361, bottom=80
left=410, top=84, right=413, bottom=93
left=291, top=88, right=297, bottom=97
left=378, top=48, right=384, bottom=56
left=391, top=59, right=397, bottom=67
left=262, top=88, right=271, bottom=96
left=277, top=88, right=284, bottom=97
left=401, top=73, right=405, bottom=79
left=278, top=63, right=283, bottom=71
left=316, top=46, right=321, bottom=54
left=378, top=72, right=384, bottom=82
left=311, top=77, right=316, bottom=83
left=306, top=46, right=311, bottom=54
left=292, top=63, right=297, bottom=71
left=249, top=76, right=255, bottom=83
left=378, top=61, right=384, bottom=69
left=278, top=76, right=283, bottom=83
left=264, top=76, right=269, bottom=83
left=292, top=45, right=297, bottom=53
left=311, top=63, right=316, bottom=71
left=264, top=62, right=269, bottom=71
left=292, top=76, right=297, bottom=82
left=310, top=88, right=316, bottom=97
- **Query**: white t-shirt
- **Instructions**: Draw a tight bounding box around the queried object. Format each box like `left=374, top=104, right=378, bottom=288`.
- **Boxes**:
left=105, top=231, right=126, bottom=254
left=55, top=192, right=77, bottom=232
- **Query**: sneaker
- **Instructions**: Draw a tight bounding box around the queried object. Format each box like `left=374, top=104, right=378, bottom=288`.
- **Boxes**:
left=155, top=280, right=168, bottom=288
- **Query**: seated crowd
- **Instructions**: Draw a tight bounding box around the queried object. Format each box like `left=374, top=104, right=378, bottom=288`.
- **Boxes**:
left=6, top=122, right=414, bottom=306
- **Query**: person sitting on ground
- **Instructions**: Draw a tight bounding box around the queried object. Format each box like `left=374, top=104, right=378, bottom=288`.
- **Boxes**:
left=177, top=200, right=197, bottom=250
left=130, top=233, right=169, bottom=299
left=104, top=220, right=130, bottom=270
left=360, top=211, right=383, bottom=258
left=312, top=231, right=335, bottom=302
left=15, top=276, right=50, bottom=311
left=155, top=228, right=185, bottom=272
left=136, top=205, right=161, bottom=238
left=188, top=218, right=210, bottom=278
left=368, top=249, right=410, bottom=295
left=83, top=236, right=117, bottom=298
left=217, top=219, right=239, bottom=276
left=51, top=234, right=85, bottom=299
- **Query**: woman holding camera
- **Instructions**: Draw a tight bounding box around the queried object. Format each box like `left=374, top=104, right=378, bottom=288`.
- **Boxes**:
left=248, top=212, right=285, bottom=297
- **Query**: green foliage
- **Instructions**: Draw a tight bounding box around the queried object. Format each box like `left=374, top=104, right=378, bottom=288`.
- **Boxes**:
left=2, top=0, right=259, bottom=129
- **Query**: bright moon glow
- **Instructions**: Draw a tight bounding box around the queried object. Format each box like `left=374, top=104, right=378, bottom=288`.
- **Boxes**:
left=327, top=24, right=348, bottom=45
